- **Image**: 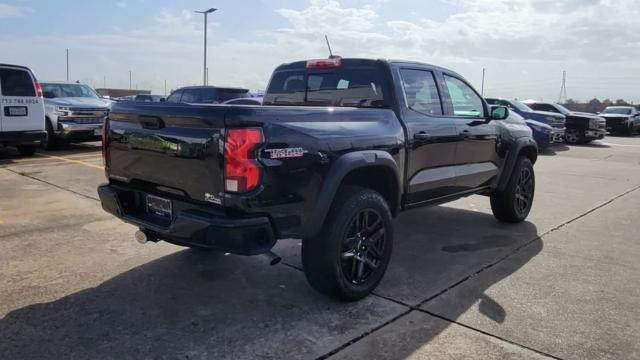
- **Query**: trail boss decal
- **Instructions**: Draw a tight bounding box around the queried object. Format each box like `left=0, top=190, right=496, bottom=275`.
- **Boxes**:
left=265, top=147, right=308, bottom=159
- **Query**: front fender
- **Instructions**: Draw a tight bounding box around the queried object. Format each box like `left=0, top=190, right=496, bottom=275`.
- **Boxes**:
left=496, top=136, right=538, bottom=191
left=304, top=150, right=400, bottom=238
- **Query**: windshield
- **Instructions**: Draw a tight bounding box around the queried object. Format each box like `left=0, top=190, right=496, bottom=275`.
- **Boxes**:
left=510, top=100, right=533, bottom=112
left=554, top=103, right=571, bottom=115
left=263, top=61, right=389, bottom=108
left=602, top=107, right=633, bottom=115
left=42, top=83, right=99, bottom=99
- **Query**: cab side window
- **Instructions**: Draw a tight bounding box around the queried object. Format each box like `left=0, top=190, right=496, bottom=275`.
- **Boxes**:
left=166, top=90, right=183, bottom=103
left=181, top=89, right=199, bottom=103
left=443, top=75, right=484, bottom=118
left=400, top=69, right=443, bottom=116
left=0, top=68, right=36, bottom=97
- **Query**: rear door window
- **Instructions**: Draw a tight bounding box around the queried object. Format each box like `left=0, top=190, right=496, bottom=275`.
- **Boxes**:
left=400, top=69, right=443, bottom=116
left=0, top=68, right=36, bottom=97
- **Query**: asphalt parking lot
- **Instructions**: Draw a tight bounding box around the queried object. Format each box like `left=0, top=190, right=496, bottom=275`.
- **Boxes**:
left=1, top=137, right=639, bottom=360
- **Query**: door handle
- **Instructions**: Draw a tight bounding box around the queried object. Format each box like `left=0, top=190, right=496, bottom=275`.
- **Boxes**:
left=414, top=132, right=432, bottom=141
left=139, top=116, right=164, bottom=129
left=459, top=129, right=471, bottom=139
left=413, top=131, right=431, bottom=141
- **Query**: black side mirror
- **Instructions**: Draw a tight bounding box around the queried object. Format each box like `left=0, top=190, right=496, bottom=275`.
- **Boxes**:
left=490, top=106, right=509, bottom=120
left=160, top=98, right=166, bottom=102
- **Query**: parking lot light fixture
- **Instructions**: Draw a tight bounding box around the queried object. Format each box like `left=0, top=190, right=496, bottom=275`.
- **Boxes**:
left=195, top=7, right=217, bottom=86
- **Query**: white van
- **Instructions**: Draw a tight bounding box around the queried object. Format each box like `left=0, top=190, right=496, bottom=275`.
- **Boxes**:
left=0, top=64, right=46, bottom=156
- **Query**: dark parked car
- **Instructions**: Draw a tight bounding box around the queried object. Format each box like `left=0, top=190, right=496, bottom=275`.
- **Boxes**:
left=599, top=106, right=639, bottom=135
left=134, top=94, right=165, bottom=103
left=486, top=98, right=565, bottom=149
left=523, top=100, right=606, bottom=144
left=165, top=86, right=250, bottom=104
left=99, top=57, right=537, bottom=300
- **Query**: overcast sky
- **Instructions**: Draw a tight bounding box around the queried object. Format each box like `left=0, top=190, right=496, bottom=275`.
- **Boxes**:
left=1, top=0, right=639, bottom=102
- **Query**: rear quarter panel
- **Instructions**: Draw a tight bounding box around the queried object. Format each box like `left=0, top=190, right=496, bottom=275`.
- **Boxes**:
left=224, top=105, right=405, bottom=238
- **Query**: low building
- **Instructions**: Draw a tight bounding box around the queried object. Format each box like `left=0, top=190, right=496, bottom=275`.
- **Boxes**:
left=95, top=88, right=151, bottom=98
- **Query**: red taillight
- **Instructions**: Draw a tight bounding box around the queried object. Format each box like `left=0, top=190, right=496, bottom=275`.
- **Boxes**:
left=306, top=57, right=342, bottom=69
left=224, top=128, right=263, bottom=193
left=101, top=117, right=109, bottom=165
left=35, top=80, right=43, bottom=98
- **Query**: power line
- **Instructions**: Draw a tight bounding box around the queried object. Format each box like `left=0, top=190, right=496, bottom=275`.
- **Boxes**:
left=558, top=70, right=567, bottom=103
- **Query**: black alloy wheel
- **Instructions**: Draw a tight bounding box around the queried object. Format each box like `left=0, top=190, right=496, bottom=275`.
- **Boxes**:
left=302, top=186, right=393, bottom=301
left=340, top=209, right=386, bottom=285
left=514, top=166, right=534, bottom=218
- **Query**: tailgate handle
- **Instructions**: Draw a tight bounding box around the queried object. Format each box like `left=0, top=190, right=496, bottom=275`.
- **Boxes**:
left=139, top=116, right=164, bottom=129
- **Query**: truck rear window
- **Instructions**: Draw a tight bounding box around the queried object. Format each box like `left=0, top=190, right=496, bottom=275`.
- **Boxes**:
left=263, top=63, right=389, bottom=108
left=0, top=68, right=36, bottom=97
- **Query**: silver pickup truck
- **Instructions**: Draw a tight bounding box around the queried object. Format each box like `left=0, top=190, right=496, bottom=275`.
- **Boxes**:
left=41, top=81, right=111, bottom=149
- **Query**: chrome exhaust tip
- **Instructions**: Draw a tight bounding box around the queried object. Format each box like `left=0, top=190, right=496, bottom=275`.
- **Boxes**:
left=134, top=230, right=148, bottom=244
left=263, top=251, right=282, bottom=266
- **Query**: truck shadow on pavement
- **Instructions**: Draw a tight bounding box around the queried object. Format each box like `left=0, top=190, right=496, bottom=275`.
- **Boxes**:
left=0, top=206, right=541, bottom=360
left=0, top=142, right=101, bottom=166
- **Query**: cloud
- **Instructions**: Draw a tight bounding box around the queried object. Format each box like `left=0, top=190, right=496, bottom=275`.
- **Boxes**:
left=0, top=3, right=32, bottom=18
left=2, top=1, right=640, bottom=102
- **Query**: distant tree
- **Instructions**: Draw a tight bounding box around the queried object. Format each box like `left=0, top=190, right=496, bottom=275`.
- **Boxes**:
left=588, top=98, right=602, bottom=113
left=615, top=99, right=629, bottom=106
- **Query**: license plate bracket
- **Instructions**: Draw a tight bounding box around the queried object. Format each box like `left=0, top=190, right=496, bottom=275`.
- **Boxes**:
left=146, top=195, right=172, bottom=219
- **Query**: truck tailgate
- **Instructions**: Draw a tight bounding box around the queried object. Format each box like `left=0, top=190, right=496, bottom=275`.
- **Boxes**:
left=106, top=103, right=226, bottom=205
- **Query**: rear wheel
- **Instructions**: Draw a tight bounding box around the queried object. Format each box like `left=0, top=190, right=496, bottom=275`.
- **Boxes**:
left=302, top=186, right=393, bottom=301
left=491, top=156, right=535, bottom=223
left=16, top=144, right=37, bottom=157
left=564, top=128, right=584, bottom=144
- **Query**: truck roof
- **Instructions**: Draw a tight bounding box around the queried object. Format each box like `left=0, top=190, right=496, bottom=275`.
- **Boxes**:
left=273, top=57, right=463, bottom=78
left=41, top=80, right=87, bottom=84
left=177, top=85, right=249, bottom=91
left=0, top=63, right=33, bottom=71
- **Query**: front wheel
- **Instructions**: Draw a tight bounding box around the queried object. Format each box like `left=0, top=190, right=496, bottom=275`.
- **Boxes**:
left=627, top=123, right=635, bottom=136
left=491, top=156, right=535, bottom=223
left=564, top=128, right=584, bottom=144
left=302, top=186, right=393, bottom=301
left=16, top=144, right=37, bottom=157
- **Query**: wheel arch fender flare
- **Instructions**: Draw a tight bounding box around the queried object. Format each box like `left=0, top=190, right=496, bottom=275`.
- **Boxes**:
left=496, top=137, right=538, bottom=191
left=304, top=150, right=401, bottom=238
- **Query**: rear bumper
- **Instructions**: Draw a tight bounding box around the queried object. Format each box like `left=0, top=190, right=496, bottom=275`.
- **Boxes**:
left=97, top=184, right=276, bottom=255
left=0, top=130, right=46, bottom=145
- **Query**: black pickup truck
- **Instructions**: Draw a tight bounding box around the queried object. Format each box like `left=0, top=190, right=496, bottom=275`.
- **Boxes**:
left=523, top=100, right=606, bottom=144
left=99, top=57, right=537, bottom=300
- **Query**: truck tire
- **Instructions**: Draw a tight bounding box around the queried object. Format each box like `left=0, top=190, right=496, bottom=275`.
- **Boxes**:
left=302, top=186, right=393, bottom=301
left=41, top=119, right=57, bottom=150
left=16, top=144, right=37, bottom=157
left=564, top=128, right=584, bottom=144
left=490, top=156, right=535, bottom=223
left=627, top=123, right=635, bottom=136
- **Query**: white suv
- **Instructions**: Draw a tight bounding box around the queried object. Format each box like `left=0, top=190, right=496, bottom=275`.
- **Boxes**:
left=0, top=64, right=46, bottom=156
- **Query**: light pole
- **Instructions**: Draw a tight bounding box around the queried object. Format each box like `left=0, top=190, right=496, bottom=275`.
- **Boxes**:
left=66, top=49, right=69, bottom=81
left=195, top=7, right=217, bottom=86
